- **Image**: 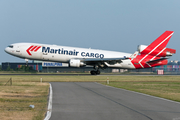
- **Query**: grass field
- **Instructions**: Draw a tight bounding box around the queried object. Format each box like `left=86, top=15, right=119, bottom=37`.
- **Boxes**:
left=100, top=79, right=180, bottom=102
left=0, top=77, right=49, bottom=120
left=0, top=75, right=180, bottom=119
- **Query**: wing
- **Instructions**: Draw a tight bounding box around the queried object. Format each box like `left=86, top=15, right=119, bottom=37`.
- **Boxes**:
left=81, top=56, right=129, bottom=66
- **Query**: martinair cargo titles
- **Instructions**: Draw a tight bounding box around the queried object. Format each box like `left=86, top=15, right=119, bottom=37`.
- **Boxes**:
left=5, top=31, right=176, bottom=75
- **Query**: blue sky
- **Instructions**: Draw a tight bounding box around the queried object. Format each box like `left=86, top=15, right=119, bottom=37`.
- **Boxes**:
left=0, top=0, right=180, bottom=63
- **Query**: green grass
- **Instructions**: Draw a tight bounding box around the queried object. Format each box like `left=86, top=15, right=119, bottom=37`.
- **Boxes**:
left=99, top=77, right=180, bottom=102
left=0, top=75, right=180, bottom=119
left=0, top=80, right=49, bottom=120
left=0, top=75, right=179, bottom=81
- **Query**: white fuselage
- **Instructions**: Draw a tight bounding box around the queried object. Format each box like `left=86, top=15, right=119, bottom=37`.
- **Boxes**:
left=5, top=31, right=176, bottom=74
left=5, top=43, right=135, bottom=69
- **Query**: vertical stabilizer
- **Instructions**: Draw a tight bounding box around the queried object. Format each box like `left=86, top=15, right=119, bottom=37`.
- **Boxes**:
left=131, top=31, right=175, bottom=69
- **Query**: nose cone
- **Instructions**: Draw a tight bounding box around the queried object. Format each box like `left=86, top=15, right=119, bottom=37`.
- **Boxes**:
left=4, top=47, right=9, bottom=54
left=4, top=45, right=14, bottom=55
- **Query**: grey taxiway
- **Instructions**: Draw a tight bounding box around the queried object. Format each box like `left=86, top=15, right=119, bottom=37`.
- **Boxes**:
left=49, top=82, right=180, bottom=120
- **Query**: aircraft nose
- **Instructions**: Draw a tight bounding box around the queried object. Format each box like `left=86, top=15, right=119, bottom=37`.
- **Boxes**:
left=4, top=47, right=9, bottom=53
left=4, top=46, right=12, bottom=54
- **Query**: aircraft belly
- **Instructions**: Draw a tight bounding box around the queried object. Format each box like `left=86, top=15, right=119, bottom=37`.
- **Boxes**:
left=105, top=60, right=135, bottom=69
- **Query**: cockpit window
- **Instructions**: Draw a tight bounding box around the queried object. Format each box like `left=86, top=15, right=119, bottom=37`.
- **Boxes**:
left=8, top=45, right=13, bottom=48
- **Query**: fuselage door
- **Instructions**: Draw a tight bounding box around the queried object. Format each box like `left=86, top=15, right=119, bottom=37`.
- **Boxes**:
left=42, top=46, right=51, bottom=60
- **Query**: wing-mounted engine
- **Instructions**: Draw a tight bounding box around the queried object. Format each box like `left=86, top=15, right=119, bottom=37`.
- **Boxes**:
left=69, top=59, right=86, bottom=67
left=138, top=45, right=176, bottom=57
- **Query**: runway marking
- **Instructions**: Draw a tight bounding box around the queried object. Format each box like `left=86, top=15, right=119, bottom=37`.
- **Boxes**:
left=44, top=83, right=53, bottom=120
left=95, top=82, right=180, bottom=105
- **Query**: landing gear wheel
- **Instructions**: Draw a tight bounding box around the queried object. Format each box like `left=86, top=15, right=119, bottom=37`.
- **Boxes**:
left=90, top=70, right=100, bottom=75
left=96, top=70, right=100, bottom=75
left=90, top=70, right=96, bottom=75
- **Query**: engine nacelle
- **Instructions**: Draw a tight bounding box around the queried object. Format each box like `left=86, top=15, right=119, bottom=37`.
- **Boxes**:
left=69, top=59, right=86, bottom=67
left=138, top=45, right=176, bottom=57
left=138, top=45, right=148, bottom=53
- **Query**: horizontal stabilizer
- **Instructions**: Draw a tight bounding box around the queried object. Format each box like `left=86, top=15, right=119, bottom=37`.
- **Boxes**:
left=146, top=57, right=169, bottom=64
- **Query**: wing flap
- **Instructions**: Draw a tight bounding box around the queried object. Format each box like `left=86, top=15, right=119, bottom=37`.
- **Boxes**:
left=81, top=56, right=129, bottom=63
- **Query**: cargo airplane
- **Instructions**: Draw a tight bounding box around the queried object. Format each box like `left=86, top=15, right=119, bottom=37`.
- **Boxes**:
left=5, top=31, right=176, bottom=75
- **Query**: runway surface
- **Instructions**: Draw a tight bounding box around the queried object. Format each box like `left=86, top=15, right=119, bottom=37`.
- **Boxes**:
left=50, top=82, right=180, bottom=120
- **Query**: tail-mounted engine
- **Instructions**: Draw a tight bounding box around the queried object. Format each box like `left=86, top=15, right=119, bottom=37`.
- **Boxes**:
left=138, top=45, right=176, bottom=57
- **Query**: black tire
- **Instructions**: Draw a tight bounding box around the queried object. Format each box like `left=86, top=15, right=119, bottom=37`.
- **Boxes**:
left=90, top=70, right=96, bottom=75
left=96, top=70, right=100, bottom=75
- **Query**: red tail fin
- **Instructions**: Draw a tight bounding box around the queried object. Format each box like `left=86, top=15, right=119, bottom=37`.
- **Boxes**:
left=140, top=31, right=174, bottom=57
left=148, top=31, right=174, bottom=49
left=131, top=31, right=175, bottom=69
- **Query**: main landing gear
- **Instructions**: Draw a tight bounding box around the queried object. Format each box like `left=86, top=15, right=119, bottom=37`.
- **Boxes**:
left=90, top=70, right=100, bottom=75
left=90, top=64, right=105, bottom=75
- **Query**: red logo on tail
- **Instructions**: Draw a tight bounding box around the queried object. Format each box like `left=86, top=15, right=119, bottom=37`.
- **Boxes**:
left=26, top=45, right=41, bottom=55
left=131, top=31, right=175, bottom=69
